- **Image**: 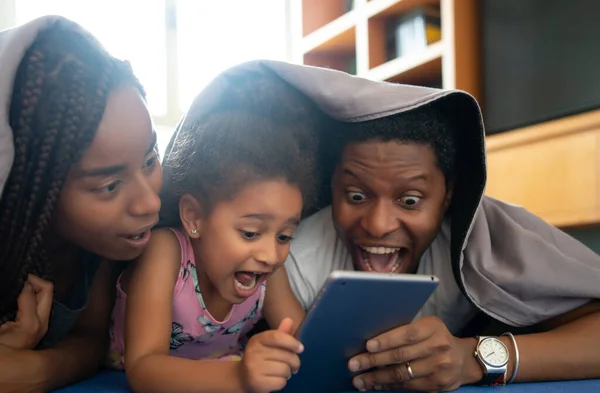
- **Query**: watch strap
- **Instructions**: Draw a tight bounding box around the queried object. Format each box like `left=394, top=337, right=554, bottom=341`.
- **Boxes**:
left=478, top=371, right=505, bottom=386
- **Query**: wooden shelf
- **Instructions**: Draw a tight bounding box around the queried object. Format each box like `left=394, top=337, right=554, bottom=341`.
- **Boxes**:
left=486, top=109, right=600, bottom=228
left=296, top=0, right=462, bottom=92
left=366, top=40, right=443, bottom=84
left=301, top=0, right=351, bottom=37
left=365, top=0, right=439, bottom=19
left=302, top=11, right=357, bottom=54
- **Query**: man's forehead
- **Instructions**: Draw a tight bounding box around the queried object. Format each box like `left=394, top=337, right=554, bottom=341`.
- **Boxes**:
left=342, top=140, right=434, bottom=160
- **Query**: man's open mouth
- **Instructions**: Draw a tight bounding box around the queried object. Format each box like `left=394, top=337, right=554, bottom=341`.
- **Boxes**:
left=356, top=245, right=409, bottom=273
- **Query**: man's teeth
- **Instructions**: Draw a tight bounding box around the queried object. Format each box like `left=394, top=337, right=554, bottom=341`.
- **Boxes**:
left=360, top=246, right=399, bottom=254
left=362, top=250, right=401, bottom=273
left=235, top=273, right=258, bottom=291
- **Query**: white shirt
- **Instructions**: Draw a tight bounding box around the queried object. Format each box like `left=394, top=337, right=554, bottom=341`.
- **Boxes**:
left=285, top=206, right=478, bottom=335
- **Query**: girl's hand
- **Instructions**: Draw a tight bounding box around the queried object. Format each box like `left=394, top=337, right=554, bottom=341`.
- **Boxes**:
left=347, top=316, right=478, bottom=392
left=0, top=275, right=53, bottom=350
left=241, top=318, right=304, bottom=393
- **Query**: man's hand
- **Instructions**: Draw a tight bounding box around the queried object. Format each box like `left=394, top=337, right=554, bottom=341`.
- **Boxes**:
left=0, top=275, right=53, bottom=350
left=347, top=316, right=479, bottom=392
left=241, top=318, right=304, bottom=393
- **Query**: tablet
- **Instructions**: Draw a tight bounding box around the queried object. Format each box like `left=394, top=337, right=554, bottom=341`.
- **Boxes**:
left=282, top=270, right=439, bottom=393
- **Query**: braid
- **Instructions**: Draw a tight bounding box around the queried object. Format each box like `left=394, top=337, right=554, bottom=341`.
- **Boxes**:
left=0, top=21, right=144, bottom=323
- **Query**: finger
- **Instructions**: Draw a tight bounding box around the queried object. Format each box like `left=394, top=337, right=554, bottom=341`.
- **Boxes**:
left=256, top=347, right=301, bottom=374
left=15, top=282, right=38, bottom=327
left=26, top=275, right=53, bottom=325
left=352, top=359, right=432, bottom=391
left=365, top=318, right=437, bottom=354
left=0, top=321, right=16, bottom=333
left=260, top=359, right=296, bottom=379
left=244, top=362, right=291, bottom=393
left=379, top=384, right=409, bottom=392
left=277, top=317, right=294, bottom=335
left=348, top=339, right=434, bottom=372
left=259, top=330, right=304, bottom=354
left=256, top=376, right=289, bottom=393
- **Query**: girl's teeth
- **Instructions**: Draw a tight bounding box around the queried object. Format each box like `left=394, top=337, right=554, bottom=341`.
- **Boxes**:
left=235, top=273, right=258, bottom=291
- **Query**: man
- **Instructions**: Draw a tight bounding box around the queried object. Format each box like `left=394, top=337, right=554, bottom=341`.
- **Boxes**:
left=174, top=60, right=600, bottom=392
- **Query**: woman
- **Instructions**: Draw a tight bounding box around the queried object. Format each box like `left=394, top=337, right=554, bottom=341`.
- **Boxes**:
left=0, top=16, right=162, bottom=392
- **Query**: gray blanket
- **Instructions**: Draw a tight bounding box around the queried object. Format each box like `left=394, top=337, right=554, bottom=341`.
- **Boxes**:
left=167, top=60, right=600, bottom=327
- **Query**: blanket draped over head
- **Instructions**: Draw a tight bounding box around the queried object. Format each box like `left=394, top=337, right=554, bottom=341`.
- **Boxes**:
left=169, top=61, right=600, bottom=328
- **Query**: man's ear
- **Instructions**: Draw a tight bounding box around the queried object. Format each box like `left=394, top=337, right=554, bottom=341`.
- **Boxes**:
left=443, top=180, right=454, bottom=212
left=179, top=194, right=204, bottom=239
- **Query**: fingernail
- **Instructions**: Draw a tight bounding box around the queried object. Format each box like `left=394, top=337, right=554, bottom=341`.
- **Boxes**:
left=297, top=344, right=304, bottom=353
left=293, top=369, right=298, bottom=375
left=353, top=377, right=365, bottom=390
left=348, top=359, right=360, bottom=372
left=25, top=282, right=32, bottom=291
left=367, top=339, right=380, bottom=352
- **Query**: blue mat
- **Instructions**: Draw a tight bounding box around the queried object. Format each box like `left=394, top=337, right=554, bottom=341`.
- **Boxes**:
left=54, top=371, right=600, bottom=393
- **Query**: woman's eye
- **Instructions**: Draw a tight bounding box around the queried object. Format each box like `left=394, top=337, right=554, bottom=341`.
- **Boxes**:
left=400, top=195, right=421, bottom=207
left=346, top=191, right=367, bottom=203
left=95, top=181, right=122, bottom=194
left=241, top=231, right=259, bottom=240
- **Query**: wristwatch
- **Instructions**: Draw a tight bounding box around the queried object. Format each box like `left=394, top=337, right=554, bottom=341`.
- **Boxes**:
left=473, top=336, right=509, bottom=386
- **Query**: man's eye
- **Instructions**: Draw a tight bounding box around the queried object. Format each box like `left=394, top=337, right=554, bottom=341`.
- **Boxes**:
left=346, top=191, right=367, bottom=203
left=400, top=195, right=422, bottom=207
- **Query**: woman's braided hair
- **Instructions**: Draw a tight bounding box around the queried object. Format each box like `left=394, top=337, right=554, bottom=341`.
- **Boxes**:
left=0, top=20, right=144, bottom=323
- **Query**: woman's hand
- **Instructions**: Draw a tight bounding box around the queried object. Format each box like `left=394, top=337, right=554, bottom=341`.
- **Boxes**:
left=0, top=344, right=45, bottom=393
left=348, top=316, right=481, bottom=392
left=0, top=274, right=53, bottom=350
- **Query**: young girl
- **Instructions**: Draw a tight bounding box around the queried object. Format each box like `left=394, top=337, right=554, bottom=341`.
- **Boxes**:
left=0, top=16, right=161, bottom=391
left=109, top=74, right=322, bottom=393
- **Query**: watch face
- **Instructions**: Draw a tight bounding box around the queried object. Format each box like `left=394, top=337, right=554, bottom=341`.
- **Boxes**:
left=478, top=338, right=509, bottom=367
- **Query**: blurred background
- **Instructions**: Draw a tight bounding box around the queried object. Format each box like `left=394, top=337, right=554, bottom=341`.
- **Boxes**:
left=2, top=0, right=600, bottom=250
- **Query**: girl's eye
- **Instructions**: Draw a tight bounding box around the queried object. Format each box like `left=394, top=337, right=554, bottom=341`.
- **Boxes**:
left=143, top=155, right=158, bottom=171
left=277, top=234, right=294, bottom=244
left=346, top=191, right=367, bottom=203
left=400, top=195, right=422, bottom=207
left=241, top=231, right=259, bottom=240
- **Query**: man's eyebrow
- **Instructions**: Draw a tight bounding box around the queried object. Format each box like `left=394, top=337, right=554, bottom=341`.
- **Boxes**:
left=343, top=168, right=358, bottom=178
left=146, top=131, right=157, bottom=155
left=406, top=174, right=428, bottom=182
left=343, top=167, right=427, bottom=183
